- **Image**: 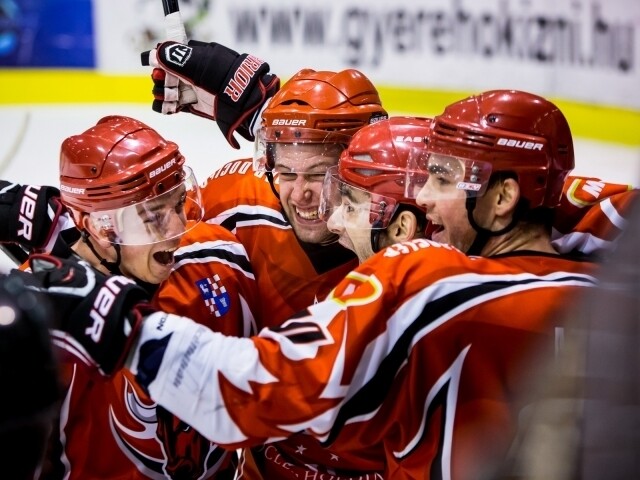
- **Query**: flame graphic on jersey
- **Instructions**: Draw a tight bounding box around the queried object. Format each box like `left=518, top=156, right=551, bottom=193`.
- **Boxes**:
left=109, top=375, right=222, bottom=479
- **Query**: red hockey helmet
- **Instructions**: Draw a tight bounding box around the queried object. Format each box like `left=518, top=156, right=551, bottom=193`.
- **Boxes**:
left=59, top=116, right=203, bottom=245
left=254, top=68, right=388, bottom=173
left=412, top=90, right=574, bottom=209
left=320, top=116, right=431, bottom=229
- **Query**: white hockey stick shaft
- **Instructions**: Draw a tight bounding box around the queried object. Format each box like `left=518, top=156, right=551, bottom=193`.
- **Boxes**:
left=162, top=0, right=198, bottom=104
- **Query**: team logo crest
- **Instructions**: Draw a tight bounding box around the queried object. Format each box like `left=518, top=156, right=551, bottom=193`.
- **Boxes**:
left=196, top=275, right=231, bottom=317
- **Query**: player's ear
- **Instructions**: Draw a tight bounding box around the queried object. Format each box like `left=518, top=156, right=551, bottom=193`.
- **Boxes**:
left=387, top=210, right=419, bottom=243
left=81, top=215, right=113, bottom=250
left=495, top=178, right=520, bottom=216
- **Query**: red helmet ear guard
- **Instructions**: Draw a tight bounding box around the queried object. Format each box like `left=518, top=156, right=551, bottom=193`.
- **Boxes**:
left=429, top=90, right=574, bottom=208
left=59, top=115, right=185, bottom=214
left=338, top=116, right=432, bottom=208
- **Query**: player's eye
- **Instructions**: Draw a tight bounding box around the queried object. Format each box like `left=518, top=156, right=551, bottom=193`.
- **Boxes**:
left=305, top=173, right=328, bottom=183
left=175, top=193, right=187, bottom=214
left=278, top=172, right=297, bottom=181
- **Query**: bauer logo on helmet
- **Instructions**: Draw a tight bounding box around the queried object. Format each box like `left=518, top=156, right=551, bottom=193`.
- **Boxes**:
left=149, top=158, right=177, bottom=179
left=271, top=119, right=307, bottom=126
left=497, top=138, right=544, bottom=151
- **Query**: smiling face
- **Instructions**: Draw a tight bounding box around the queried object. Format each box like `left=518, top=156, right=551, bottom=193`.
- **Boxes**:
left=273, top=142, right=345, bottom=245
left=415, top=155, right=486, bottom=252
left=326, top=184, right=378, bottom=262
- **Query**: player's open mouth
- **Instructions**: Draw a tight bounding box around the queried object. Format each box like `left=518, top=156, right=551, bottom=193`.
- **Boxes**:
left=153, top=249, right=176, bottom=266
left=295, top=207, right=319, bottom=221
left=425, top=221, right=444, bottom=238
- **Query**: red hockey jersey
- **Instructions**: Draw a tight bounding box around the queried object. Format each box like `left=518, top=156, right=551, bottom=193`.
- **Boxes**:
left=46, top=222, right=258, bottom=479
left=552, top=176, right=637, bottom=255
left=201, top=159, right=359, bottom=327
left=135, top=239, right=599, bottom=480
left=201, top=160, right=385, bottom=477
left=197, top=164, right=636, bottom=478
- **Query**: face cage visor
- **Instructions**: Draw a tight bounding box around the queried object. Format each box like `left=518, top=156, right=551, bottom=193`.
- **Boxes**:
left=404, top=150, right=493, bottom=201
left=319, top=166, right=399, bottom=230
left=87, top=166, right=203, bottom=246
left=253, top=126, right=351, bottom=173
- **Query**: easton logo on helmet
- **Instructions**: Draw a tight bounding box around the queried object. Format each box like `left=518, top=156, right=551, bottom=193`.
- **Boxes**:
left=394, top=135, right=425, bottom=143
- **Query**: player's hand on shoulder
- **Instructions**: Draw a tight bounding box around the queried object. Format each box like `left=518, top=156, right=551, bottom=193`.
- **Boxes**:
left=141, top=40, right=280, bottom=149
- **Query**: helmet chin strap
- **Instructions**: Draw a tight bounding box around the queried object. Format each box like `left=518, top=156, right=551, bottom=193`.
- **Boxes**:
left=81, top=230, right=124, bottom=276
left=266, top=171, right=280, bottom=200
left=80, top=231, right=159, bottom=295
left=464, top=196, right=522, bottom=256
left=370, top=229, right=382, bottom=253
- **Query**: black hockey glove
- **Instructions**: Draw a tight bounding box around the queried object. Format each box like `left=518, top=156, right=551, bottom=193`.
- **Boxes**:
left=0, top=181, right=67, bottom=252
left=18, top=254, right=155, bottom=376
left=141, top=40, right=280, bottom=149
left=0, top=273, right=61, bottom=429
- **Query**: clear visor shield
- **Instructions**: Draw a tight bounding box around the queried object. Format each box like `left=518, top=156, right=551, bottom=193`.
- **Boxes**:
left=404, top=151, right=493, bottom=201
left=88, top=166, right=203, bottom=245
left=253, top=127, right=350, bottom=173
left=319, top=166, right=399, bottom=230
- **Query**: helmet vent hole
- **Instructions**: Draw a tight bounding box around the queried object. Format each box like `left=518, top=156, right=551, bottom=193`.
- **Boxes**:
left=157, top=183, right=165, bottom=193
left=281, top=100, right=309, bottom=107
left=435, top=122, right=495, bottom=146
left=354, top=168, right=380, bottom=177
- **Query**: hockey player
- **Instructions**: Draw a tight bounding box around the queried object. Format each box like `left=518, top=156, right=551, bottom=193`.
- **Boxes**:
left=200, top=67, right=389, bottom=326
left=0, top=35, right=632, bottom=478
left=318, top=116, right=432, bottom=263
left=2, top=44, right=393, bottom=478
left=16, top=90, right=606, bottom=479
left=145, top=41, right=388, bottom=322
left=147, top=42, right=392, bottom=478
left=36, top=116, right=258, bottom=479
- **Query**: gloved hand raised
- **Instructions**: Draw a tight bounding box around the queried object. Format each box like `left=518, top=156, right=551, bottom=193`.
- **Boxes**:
left=141, top=40, right=280, bottom=149
left=13, top=254, right=154, bottom=375
left=0, top=181, right=67, bottom=252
